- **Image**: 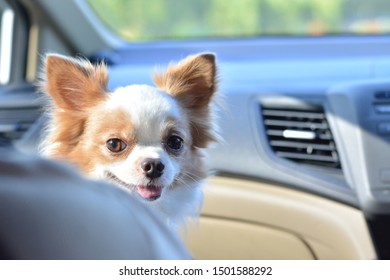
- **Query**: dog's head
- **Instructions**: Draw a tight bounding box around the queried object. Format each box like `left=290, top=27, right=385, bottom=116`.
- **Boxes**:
left=41, top=53, right=217, bottom=202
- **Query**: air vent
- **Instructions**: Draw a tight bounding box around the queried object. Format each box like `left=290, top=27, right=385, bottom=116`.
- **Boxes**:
left=0, top=107, right=40, bottom=144
left=261, top=105, right=341, bottom=169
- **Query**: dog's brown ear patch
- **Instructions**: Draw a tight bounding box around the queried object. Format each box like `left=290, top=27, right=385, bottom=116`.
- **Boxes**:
left=43, top=54, right=108, bottom=110
left=154, top=53, right=218, bottom=148
left=153, top=53, right=217, bottom=109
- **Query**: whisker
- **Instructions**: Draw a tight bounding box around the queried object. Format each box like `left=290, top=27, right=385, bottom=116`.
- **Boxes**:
left=173, top=171, right=203, bottom=190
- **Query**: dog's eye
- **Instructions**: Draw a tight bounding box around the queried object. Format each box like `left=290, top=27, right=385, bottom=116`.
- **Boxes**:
left=106, top=138, right=127, bottom=153
left=166, top=135, right=184, bottom=152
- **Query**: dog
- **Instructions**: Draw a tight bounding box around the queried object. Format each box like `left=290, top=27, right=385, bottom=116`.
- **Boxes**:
left=39, top=53, right=218, bottom=227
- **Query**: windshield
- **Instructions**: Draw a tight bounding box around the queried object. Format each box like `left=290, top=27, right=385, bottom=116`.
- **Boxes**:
left=87, top=0, right=390, bottom=41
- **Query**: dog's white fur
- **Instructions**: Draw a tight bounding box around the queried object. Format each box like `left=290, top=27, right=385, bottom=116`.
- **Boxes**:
left=91, top=85, right=202, bottom=226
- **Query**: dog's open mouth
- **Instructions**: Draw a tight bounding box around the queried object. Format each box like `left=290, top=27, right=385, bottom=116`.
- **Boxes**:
left=136, top=185, right=162, bottom=201
left=105, top=171, right=162, bottom=201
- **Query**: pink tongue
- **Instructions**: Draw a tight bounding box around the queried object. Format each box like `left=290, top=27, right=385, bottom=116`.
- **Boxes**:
left=137, top=185, right=162, bottom=199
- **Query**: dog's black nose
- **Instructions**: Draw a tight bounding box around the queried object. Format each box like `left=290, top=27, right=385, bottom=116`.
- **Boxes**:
left=141, top=159, right=165, bottom=179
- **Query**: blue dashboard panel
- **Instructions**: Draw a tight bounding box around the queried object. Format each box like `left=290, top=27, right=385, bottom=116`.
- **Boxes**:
left=106, top=36, right=390, bottom=90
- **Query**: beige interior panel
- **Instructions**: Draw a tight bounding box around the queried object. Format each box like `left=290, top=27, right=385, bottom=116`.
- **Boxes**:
left=185, top=217, right=315, bottom=260
left=183, top=176, right=376, bottom=259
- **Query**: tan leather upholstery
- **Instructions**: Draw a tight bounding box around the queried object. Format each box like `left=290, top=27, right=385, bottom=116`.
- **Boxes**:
left=183, top=176, right=376, bottom=260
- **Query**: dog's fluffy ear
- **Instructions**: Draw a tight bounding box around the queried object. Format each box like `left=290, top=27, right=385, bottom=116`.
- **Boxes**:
left=42, top=54, right=108, bottom=110
left=153, top=53, right=217, bottom=109
left=154, top=53, right=218, bottom=148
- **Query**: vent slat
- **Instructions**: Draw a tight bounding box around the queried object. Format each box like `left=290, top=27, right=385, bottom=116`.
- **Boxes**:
left=266, top=129, right=333, bottom=140
left=264, top=119, right=328, bottom=129
left=270, top=140, right=335, bottom=151
left=262, top=109, right=325, bottom=119
left=275, top=151, right=339, bottom=163
left=266, top=129, right=285, bottom=137
left=261, top=105, right=341, bottom=169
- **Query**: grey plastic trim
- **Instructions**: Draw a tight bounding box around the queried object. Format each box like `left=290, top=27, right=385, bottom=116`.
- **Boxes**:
left=33, top=0, right=125, bottom=55
left=327, top=79, right=390, bottom=214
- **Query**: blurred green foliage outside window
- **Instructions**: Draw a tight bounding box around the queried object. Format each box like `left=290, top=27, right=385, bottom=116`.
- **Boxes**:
left=87, top=0, right=390, bottom=41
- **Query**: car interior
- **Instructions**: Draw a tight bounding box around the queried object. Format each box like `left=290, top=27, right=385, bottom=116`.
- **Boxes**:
left=2, top=0, right=390, bottom=259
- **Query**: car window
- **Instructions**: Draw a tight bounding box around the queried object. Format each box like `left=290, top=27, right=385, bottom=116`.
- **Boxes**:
left=0, top=0, right=14, bottom=84
left=87, top=0, right=390, bottom=41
